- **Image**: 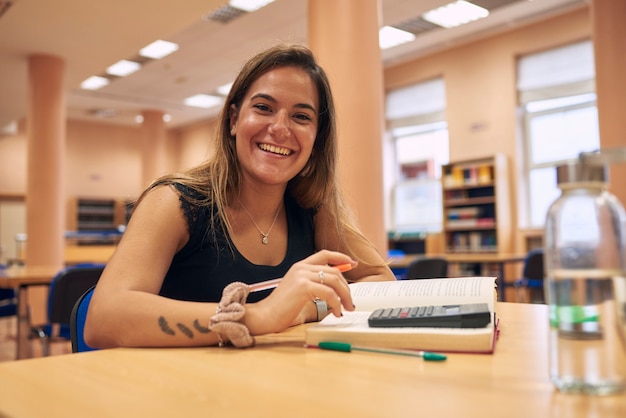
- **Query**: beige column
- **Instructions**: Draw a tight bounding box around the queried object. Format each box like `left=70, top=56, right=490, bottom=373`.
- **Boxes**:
left=590, top=0, right=626, bottom=204
left=308, top=0, right=388, bottom=255
left=141, top=110, right=168, bottom=187
left=26, top=54, right=65, bottom=268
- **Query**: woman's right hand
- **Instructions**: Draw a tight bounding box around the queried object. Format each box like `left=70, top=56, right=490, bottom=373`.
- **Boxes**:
left=243, top=250, right=357, bottom=335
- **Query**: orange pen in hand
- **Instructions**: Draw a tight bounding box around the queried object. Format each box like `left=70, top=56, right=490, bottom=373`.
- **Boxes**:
left=249, top=263, right=353, bottom=292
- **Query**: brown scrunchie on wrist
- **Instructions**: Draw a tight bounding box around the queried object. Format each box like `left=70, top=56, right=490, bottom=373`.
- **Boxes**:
left=209, top=282, right=255, bottom=348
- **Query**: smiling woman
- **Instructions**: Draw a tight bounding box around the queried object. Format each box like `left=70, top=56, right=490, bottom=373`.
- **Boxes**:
left=230, top=66, right=319, bottom=195
left=84, top=44, right=395, bottom=351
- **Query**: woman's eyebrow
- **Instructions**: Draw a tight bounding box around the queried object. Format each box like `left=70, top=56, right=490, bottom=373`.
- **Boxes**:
left=251, top=92, right=317, bottom=114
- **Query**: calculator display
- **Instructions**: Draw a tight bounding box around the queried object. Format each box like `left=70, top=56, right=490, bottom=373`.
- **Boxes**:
left=444, top=305, right=460, bottom=315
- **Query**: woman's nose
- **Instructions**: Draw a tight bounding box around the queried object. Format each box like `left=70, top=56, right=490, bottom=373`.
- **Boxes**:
left=268, top=111, right=290, bottom=139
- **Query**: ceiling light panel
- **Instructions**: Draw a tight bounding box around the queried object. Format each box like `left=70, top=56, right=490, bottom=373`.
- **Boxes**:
left=184, top=94, right=223, bottom=108
left=229, top=0, right=275, bottom=12
left=217, top=82, right=233, bottom=96
left=106, top=60, right=141, bottom=77
left=139, top=40, right=179, bottom=59
left=80, top=76, right=110, bottom=90
left=423, top=1, right=489, bottom=28
left=379, top=26, right=416, bottom=50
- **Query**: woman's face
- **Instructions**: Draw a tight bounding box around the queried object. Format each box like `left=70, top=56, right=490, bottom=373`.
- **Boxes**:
left=230, top=66, right=319, bottom=188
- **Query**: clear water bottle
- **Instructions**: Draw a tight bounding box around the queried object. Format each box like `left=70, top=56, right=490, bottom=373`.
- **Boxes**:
left=544, top=157, right=626, bottom=395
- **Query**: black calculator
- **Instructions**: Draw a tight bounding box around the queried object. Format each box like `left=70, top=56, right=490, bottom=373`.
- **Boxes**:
left=367, top=303, right=491, bottom=328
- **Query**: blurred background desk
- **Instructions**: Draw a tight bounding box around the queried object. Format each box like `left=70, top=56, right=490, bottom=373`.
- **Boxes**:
left=12, top=231, right=118, bottom=266
left=389, top=253, right=527, bottom=301
left=64, top=245, right=115, bottom=265
left=0, top=303, right=623, bottom=417
left=0, top=266, right=60, bottom=359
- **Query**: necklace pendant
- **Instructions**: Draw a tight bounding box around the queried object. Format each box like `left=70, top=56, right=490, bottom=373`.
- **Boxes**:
left=238, top=198, right=281, bottom=246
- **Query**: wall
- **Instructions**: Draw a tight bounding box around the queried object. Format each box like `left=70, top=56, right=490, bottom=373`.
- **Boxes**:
left=173, top=119, right=217, bottom=171
left=66, top=120, right=143, bottom=199
left=384, top=7, right=591, bottom=253
left=0, top=122, right=27, bottom=195
left=0, top=118, right=190, bottom=201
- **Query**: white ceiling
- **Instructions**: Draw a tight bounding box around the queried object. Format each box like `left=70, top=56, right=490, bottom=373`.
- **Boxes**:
left=0, top=0, right=586, bottom=130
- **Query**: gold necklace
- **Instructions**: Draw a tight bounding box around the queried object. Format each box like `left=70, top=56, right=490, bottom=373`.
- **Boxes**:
left=239, top=200, right=281, bottom=245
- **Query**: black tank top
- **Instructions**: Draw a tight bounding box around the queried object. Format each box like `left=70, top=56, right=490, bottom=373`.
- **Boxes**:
left=159, top=183, right=316, bottom=303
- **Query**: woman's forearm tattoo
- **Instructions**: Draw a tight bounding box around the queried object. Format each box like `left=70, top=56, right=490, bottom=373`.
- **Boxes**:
left=158, top=316, right=211, bottom=339
left=193, top=319, right=210, bottom=333
left=176, top=323, right=193, bottom=339
left=158, top=316, right=175, bottom=336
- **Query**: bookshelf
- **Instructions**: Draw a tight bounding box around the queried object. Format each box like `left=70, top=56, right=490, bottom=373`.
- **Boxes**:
left=441, top=155, right=512, bottom=255
left=66, top=197, right=131, bottom=244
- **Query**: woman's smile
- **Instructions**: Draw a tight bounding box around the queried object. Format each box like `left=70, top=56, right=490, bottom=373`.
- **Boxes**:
left=257, top=142, right=293, bottom=156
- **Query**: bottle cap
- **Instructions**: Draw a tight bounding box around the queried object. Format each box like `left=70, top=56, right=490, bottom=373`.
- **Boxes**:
left=556, top=160, right=606, bottom=185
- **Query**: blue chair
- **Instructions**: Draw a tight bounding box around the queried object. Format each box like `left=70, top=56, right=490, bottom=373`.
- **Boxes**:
left=32, top=265, right=104, bottom=355
left=514, top=249, right=545, bottom=303
left=70, top=285, right=98, bottom=353
left=0, top=288, right=17, bottom=318
left=388, top=249, right=407, bottom=280
left=0, top=264, right=17, bottom=318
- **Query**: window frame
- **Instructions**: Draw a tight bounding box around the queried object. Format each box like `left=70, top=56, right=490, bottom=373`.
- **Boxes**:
left=516, top=39, right=597, bottom=229
left=520, top=96, right=599, bottom=228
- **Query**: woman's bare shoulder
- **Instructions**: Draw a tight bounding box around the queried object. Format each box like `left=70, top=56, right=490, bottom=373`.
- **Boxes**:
left=130, top=185, right=187, bottom=227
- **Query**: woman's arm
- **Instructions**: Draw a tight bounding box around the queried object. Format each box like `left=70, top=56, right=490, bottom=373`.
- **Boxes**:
left=85, top=186, right=357, bottom=348
left=84, top=185, right=225, bottom=348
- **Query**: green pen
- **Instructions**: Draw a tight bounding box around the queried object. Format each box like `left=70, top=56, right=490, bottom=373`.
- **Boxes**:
left=315, top=341, right=447, bottom=361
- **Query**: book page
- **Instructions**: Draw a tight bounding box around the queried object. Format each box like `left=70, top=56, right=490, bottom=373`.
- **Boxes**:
left=349, top=277, right=497, bottom=312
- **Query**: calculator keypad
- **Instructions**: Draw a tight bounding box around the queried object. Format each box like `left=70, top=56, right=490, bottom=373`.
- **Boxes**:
left=367, top=303, right=491, bottom=328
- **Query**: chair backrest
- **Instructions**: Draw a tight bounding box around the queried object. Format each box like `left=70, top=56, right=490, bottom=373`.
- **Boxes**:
left=0, top=288, right=17, bottom=317
left=406, top=257, right=448, bottom=280
left=523, top=249, right=544, bottom=280
left=0, top=264, right=16, bottom=317
left=47, top=265, right=104, bottom=326
left=70, top=285, right=98, bottom=353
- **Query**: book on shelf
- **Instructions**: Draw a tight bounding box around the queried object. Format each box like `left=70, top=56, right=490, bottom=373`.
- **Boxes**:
left=305, top=276, right=499, bottom=354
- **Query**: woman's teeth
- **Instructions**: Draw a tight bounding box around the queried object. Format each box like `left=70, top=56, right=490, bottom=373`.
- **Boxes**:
left=259, top=143, right=291, bottom=156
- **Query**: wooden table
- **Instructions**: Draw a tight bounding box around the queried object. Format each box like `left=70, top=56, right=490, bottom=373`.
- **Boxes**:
left=390, top=253, right=527, bottom=301
left=0, top=303, right=624, bottom=417
left=0, top=265, right=61, bottom=360
left=64, top=244, right=115, bottom=265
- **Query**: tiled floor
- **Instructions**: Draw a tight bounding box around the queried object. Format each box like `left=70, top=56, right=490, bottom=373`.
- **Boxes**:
left=0, top=316, right=72, bottom=362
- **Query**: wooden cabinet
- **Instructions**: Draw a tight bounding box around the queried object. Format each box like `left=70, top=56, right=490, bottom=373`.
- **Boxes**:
left=66, top=197, right=130, bottom=232
left=441, top=155, right=512, bottom=255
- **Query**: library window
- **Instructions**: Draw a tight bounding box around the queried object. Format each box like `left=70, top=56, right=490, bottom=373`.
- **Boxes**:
left=517, top=40, right=599, bottom=228
left=385, top=78, right=449, bottom=235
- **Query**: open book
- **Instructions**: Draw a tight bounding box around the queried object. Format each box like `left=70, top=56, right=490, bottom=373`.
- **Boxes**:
left=305, top=276, right=499, bottom=354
